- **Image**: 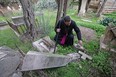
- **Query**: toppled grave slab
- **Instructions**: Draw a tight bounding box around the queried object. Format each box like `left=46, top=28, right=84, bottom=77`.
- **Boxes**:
left=0, top=46, right=22, bottom=77
left=33, top=36, right=56, bottom=53
left=21, top=51, right=71, bottom=71
left=21, top=50, right=92, bottom=71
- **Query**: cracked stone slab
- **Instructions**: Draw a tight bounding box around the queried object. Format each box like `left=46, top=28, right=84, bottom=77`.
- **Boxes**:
left=21, top=51, right=71, bottom=71
left=0, top=46, right=21, bottom=77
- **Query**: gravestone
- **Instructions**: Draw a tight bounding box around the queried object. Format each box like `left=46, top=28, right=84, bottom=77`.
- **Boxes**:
left=79, top=26, right=96, bottom=42
left=21, top=51, right=71, bottom=71
left=0, top=46, right=21, bottom=77
left=33, top=36, right=56, bottom=53
left=100, top=23, right=116, bottom=52
left=21, top=50, right=92, bottom=71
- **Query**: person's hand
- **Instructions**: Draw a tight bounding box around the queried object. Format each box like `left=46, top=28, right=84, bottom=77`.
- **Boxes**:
left=78, top=40, right=83, bottom=46
left=77, top=40, right=84, bottom=49
left=56, top=28, right=61, bottom=33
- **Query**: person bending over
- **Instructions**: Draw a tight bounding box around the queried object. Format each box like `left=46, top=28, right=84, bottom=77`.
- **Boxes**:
left=54, top=16, right=83, bottom=47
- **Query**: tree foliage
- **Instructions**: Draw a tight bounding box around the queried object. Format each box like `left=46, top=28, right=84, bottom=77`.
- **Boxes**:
left=36, top=0, right=57, bottom=10
left=0, top=0, right=11, bottom=6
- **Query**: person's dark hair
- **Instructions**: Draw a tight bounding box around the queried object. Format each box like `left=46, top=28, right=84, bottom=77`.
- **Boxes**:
left=63, top=16, right=71, bottom=22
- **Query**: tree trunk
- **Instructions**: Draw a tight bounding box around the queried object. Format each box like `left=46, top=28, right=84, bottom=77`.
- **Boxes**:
left=78, top=0, right=82, bottom=13
left=96, top=0, right=107, bottom=17
left=63, top=0, right=68, bottom=17
left=55, top=0, right=64, bottom=26
left=19, top=0, right=36, bottom=41
left=86, top=0, right=91, bottom=12
left=78, top=0, right=88, bottom=17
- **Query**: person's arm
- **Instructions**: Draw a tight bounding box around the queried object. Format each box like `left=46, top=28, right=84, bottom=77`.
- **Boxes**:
left=55, top=20, right=61, bottom=33
left=73, top=21, right=83, bottom=46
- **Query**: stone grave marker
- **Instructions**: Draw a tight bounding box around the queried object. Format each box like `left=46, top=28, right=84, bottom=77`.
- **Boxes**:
left=21, top=51, right=71, bottom=71
left=33, top=36, right=56, bottom=53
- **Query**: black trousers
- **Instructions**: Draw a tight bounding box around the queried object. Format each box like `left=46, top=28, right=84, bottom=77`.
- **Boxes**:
left=54, top=34, right=74, bottom=46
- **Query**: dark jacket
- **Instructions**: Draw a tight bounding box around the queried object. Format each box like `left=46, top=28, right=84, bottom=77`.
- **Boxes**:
left=55, top=19, right=82, bottom=40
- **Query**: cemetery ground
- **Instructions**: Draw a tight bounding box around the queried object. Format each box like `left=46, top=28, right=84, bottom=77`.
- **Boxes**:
left=0, top=9, right=116, bottom=77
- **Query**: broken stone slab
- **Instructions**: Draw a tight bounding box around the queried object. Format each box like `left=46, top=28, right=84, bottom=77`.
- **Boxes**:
left=78, top=51, right=92, bottom=60
left=21, top=51, right=71, bottom=71
left=0, top=46, right=21, bottom=77
left=33, top=36, right=56, bottom=53
left=74, top=43, right=85, bottom=52
left=67, top=53, right=81, bottom=62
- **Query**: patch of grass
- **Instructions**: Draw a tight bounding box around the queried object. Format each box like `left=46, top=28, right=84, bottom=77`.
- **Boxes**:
left=46, top=62, right=80, bottom=77
left=0, top=16, right=6, bottom=21
left=67, top=9, right=106, bottom=37
left=70, top=15, right=106, bottom=36
left=104, top=12, right=116, bottom=19
left=0, top=29, right=33, bottom=53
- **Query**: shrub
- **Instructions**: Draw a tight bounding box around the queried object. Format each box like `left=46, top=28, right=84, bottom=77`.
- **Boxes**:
left=36, top=0, right=57, bottom=10
left=99, top=17, right=116, bottom=26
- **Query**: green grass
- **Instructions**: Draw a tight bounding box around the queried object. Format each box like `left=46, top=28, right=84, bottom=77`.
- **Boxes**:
left=0, top=29, right=33, bottom=53
left=0, top=16, right=6, bottom=21
left=67, top=9, right=106, bottom=37
left=104, top=12, right=116, bottom=19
